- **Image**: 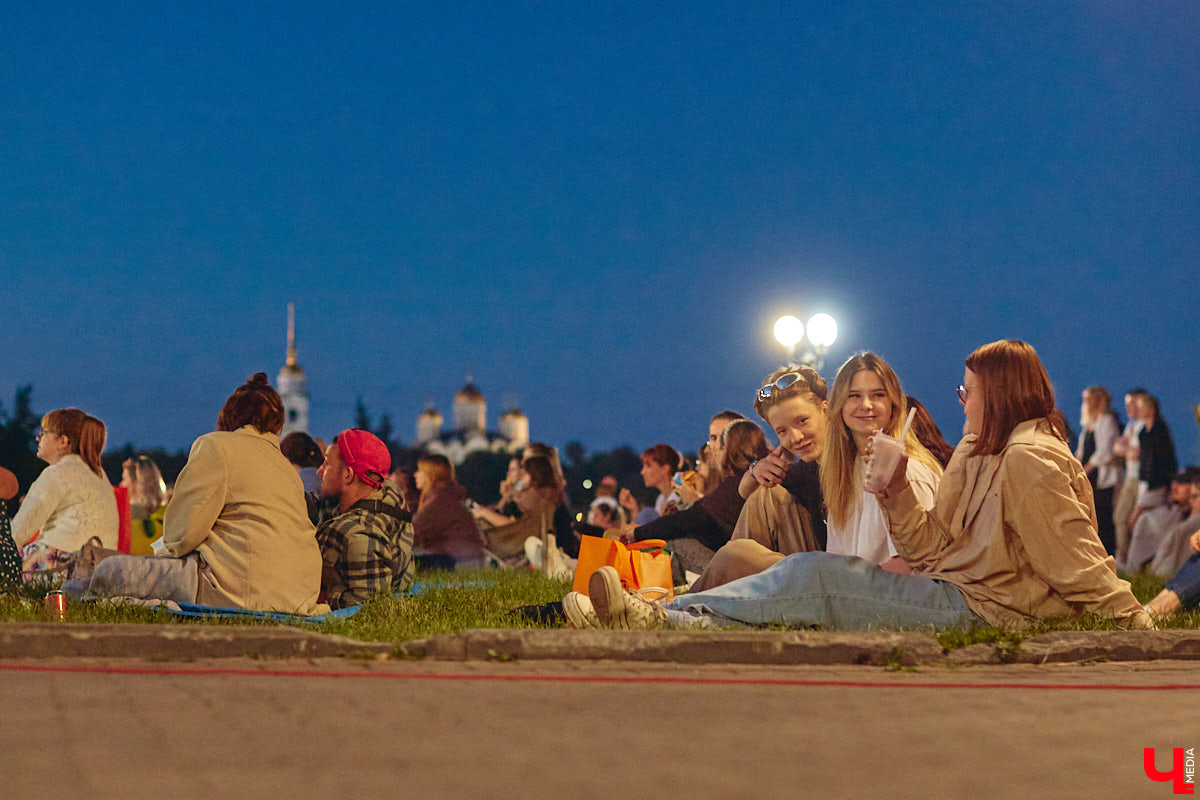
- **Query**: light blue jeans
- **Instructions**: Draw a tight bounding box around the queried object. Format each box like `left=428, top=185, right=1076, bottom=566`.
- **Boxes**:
left=665, top=551, right=982, bottom=630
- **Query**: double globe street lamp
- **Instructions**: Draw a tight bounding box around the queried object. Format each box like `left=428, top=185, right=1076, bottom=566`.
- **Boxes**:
left=773, top=313, right=838, bottom=372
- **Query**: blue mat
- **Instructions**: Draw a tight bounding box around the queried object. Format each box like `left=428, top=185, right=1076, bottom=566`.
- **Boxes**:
left=408, top=580, right=497, bottom=596
left=167, top=603, right=362, bottom=624
left=163, top=580, right=498, bottom=623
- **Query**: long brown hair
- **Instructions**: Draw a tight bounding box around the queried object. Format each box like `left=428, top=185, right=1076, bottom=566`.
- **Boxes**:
left=906, top=395, right=954, bottom=468
left=820, top=353, right=942, bottom=529
left=416, top=454, right=455, bottom=508
left=965, top=340, right=1068, bottom=456
left=42, top=408, right=107, bottom=478
left=719, top=419, right=769, bottom=477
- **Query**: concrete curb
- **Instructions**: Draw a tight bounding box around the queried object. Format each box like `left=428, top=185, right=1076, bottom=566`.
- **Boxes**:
left=5, top=623, right=1200, bottom=666
left=406, top=628, right=1200, bottom=666
left=406, top=629, right=943, bottom=666
left=0, top=623, right=393, bottom=660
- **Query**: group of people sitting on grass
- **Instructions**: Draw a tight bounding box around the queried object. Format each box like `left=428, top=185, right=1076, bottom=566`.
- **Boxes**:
left=1, top=338, right=1196, bottom=632
left=562, top=339, right=1194, bottom=632
left=0, top=375, right=412, bottom=613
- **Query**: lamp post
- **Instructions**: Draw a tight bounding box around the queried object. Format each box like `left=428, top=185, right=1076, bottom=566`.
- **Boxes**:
left=773, top=312, right=838, bottom=372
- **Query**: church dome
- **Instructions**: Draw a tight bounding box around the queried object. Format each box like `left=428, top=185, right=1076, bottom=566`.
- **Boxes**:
left=500, top=408, right=526, bottom=419
left=419, top=407, right=444, bottom=422
left=455, top=383, right=484, bottom=402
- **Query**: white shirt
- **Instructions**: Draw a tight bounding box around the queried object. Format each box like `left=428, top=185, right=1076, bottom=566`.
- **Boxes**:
left=1120, top=419, right=1144, bottom=479
left=825, top=457, right=939, bottom=564
left=1074, top=413, right=1123, bottom=490
left=11, top=454, right=119, bottom=552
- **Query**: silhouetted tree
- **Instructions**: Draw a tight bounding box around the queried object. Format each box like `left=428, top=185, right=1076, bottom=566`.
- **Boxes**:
left=0, top=385, right=44, bottom=507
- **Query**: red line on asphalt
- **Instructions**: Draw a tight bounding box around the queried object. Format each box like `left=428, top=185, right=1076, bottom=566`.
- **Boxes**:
left=1, top=662, right=1199, bottom=689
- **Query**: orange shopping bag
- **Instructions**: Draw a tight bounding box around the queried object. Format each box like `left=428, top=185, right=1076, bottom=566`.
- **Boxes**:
left=572, top=535, right=674, bottom=601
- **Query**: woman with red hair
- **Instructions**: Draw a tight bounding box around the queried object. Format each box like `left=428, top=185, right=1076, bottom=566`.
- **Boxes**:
left=13, top=408, right=118, bottom=576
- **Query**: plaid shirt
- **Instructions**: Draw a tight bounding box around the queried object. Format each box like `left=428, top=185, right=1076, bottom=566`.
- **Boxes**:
left=316, top=483, right=414, bottom=609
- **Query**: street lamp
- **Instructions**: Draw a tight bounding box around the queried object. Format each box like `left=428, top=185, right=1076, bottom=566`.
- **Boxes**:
left=773, top=312, right=838, bottom=372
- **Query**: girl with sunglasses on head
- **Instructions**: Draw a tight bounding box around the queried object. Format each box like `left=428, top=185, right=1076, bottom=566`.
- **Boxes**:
left=13, top=408, right=118, bottom=576
left=574, top=341, right=1151, bottom=632
left=663, top=366, right=831, bottom=594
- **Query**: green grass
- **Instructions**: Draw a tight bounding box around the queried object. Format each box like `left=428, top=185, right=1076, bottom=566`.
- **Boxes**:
left=0, top=569, right=573, bottom=642
left=3, top=566, right=1198, bottom=650
left=315, top=570, right=571, bottom=642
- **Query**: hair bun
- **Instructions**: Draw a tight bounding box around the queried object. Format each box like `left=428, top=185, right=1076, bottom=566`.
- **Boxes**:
left=248, top=372, right=271, bottom=386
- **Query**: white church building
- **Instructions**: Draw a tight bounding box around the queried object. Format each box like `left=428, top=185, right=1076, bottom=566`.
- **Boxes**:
left=276, top=305, right=528, bottom=463
left=417, top=378, right=529, bottom=464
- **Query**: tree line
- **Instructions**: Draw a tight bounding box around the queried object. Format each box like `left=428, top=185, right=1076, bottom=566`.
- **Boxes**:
left=1, top=388, right=666, bottom=515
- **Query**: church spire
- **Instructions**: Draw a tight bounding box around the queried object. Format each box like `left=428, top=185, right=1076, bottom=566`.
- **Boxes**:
left=286, top=302, right=298, bottom=367
left=278, top=302, right=309, bottom=436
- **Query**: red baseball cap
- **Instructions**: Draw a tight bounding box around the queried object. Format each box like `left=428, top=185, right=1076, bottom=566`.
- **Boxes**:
left=334, top=429, right=391, bottom=489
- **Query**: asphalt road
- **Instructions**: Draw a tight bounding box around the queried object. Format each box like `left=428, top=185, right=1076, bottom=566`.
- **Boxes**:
left=3, top=657, right=1197, bottom=800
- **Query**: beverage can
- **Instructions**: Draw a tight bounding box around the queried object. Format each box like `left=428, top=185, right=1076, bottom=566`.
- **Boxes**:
left=44, top=590, right=67, bottom=621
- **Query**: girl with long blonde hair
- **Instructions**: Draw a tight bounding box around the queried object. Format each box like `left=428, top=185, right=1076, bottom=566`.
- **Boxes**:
left=819, top=353, right=942, bottom=570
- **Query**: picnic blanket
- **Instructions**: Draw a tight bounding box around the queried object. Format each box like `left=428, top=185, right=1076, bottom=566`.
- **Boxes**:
left=159, top=579, right=498, bottom=623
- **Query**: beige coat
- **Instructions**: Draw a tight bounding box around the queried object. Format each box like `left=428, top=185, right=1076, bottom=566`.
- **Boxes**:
left=162, top=427, right=326, bottom=614
left=881, top=418, right=1151, bottom=629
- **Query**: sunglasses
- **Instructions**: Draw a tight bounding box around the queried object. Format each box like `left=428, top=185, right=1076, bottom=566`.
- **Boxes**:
left=758, top=372, right=806, bottom=401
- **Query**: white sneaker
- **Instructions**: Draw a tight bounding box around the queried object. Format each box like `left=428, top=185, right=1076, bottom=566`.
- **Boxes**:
left=562, top=592, right=601, bottom=629
left=588, top=565, right=667, bottom=630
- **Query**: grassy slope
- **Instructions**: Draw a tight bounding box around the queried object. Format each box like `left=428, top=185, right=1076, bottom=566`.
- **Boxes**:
left=2, top=569, right=1197, bottom=648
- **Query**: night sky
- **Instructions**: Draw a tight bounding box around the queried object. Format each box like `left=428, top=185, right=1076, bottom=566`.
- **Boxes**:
left=2, top=2, right=1196, bottom=464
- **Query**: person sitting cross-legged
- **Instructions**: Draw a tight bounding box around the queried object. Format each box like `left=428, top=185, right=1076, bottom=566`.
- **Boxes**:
left=315, top=429, right=415, bottom=609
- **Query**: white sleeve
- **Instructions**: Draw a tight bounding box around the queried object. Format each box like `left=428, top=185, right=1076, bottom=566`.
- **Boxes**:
left=10, top=469, right=67, bottom=548
left=1088, top=415, right=1118, bottom=470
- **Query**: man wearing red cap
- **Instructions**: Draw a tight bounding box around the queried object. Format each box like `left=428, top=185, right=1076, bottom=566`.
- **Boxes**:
left=315, top=429, right=414, bottom=608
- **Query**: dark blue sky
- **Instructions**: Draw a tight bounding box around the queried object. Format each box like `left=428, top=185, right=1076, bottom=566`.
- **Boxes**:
left=2, top=2, right=1197, bottom=463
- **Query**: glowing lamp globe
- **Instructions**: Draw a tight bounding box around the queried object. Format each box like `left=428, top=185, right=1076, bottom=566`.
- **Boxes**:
left=807, top=313, right=838, bottom=348
left=773, top=315, right=804, bottom=349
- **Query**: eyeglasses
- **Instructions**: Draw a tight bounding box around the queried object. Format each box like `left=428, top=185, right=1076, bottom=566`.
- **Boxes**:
left=758, top=372, right=806, bottom=401
left=956, top=385, right=969, bottom=404
left=35, top=427, right=56, bottom=441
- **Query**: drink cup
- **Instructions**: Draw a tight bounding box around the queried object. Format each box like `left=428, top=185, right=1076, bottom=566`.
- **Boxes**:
left=864, top=431, right=905, bottom=494
left=864, top=407, right=916, bottom=495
